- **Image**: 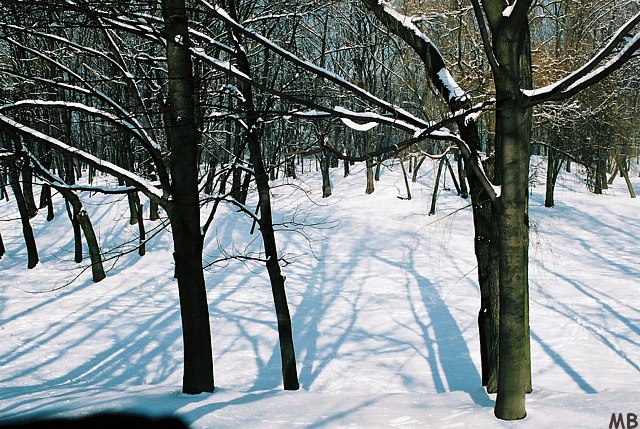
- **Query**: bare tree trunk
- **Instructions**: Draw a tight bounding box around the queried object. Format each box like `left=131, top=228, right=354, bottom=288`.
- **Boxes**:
left=374, top=156, right=382, bottom=181
left=59, top=191, right=106, bottom=282
left=411, top=155, right=426, bottom=182
left=127, top=192, right=139, bottom=225
left=457, top=155, right=469, bottom=198
left=492, top=9, right=533, bottom=419
left=39, top=183, right=55, bottom=221
left=429, top=156, right=446, bottom=215
left=616, top=155, right=636, bottom=198
left=399, top=157, right=412, bottom=200
left=150, top=199, right=160, bottom=221
left=343, top=150, right=350, bottom=177
left=74, top=204, right=106, bottom=282
left=0, top=171, right=8, bottom=201
left=249, top=132, right=300, bottom=390
left=545, top=148, right=563, bottom=207
left=228, top=0, right=299, bottom=389
left=65, top=199, right=83, bottom=264
left=320, top=144, right=332, bottom=198
left=163, top=0, right=214, bottom=394
left=21, top=163, right=38, bottom=218
left=445, top=156, right=463, bottom=196
left=133, top=192, right=146, bottom=256
left=203, top=160, right=217, bottom=195
left=8, top=166, right=38, bottom=269
left=366, top=157, right=375, bottom=194
left=321, top=156, right=332, bottom=197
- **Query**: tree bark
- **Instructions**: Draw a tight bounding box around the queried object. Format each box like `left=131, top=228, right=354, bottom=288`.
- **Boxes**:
left=248, top=129, right=300, bottom=390
left=0, top=230, right=5, bottom=258
left=65, top=199, right=83, bottom=264
left=8, top=165, right=39, bottom=269
left=320, top=144, right=332, bottom=198
left=615, top=155, right=636, bottom=198
left=0, top=171, right=8, bottom=201
left=489, top=3, right=533, bottom=419
left=39, top=184, right=55, bottom=221
left=412, top=155, right=426, bottom=183
left=163, top=0, right=214, bottom=394
left=21, top=163, right=38, bottom=218
left=457, top=155, right=469, bottom=198
left=429, top=156, right=446, bottom=215
left=544, top=148, right=563, bottom=207
left=400, top=157, right=412, bottom=200
left=227, top=0, right=300, bottom=389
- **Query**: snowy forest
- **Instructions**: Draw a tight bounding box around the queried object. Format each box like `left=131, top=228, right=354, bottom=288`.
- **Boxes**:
left=0, top=0, right=639, bottom=427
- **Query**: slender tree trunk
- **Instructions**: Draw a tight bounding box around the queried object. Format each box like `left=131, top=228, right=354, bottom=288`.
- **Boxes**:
left=0, top=230, right=5, bottom=258
left=399, top=157, right=412, bottom=200
left=163, top=0, right=214, bottom=394
left=248, top=130, right=300, bottom=390
left=227, top=0, right=299, bottom=389
left=204, top=160, right=218, bottom=195
left=429, top=156, right=446, bottom=215
left=21, top=163, right=38, bottom=218
left=55, top=187, right=106, bottom=282
left=8, top=166, right=38, bottom=269
left=150, top=199, right=160, bottom=221
left=343, top=151, right=350, bottom=177
left=75, top=207, right=106, bottom=282
left=133, top=192, right=146, bottom=256
left=412, top=155, right=426, bottom=183
left=127, top=192, right=139, bottom=225
left=40, top=184, right=55, bottom=221
left=366, top=158, right=375, bottom=194
left=616, top=155, right=636, bottom=198
left=0, top=171, right=8, bottom=201
left=320, top=144, right=332, bottom=198
left=545, top=148, right=563, bottom=207
left=238, top=170, right=251, bottom=205
left=65, top=200, right=83, bottom=264
left=457, top=155, right=469, bottom=198
left=374, top=156, right=382, bottom=181
left=445, top=156, right=462, bottom=196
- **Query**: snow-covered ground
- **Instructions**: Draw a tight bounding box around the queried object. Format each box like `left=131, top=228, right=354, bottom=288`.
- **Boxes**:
left=0, top=158, right=638, bottom=428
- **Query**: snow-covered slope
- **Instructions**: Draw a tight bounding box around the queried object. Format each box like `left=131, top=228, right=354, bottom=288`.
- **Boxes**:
left=0, top=158, right=638, bottom=428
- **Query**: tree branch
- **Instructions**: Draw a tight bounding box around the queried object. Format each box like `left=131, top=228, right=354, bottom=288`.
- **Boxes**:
left=523, top=12, right=640, bottom=105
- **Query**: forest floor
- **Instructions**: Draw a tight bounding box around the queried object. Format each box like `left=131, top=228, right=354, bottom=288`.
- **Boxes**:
left=0, top=156, right=638, bottom=428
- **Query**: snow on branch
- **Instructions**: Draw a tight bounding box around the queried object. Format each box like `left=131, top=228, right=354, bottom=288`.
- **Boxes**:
left=23, top=148, right=138, bottom=195
left=523, top=12, right=640, bottom=105
left=3, top=37, right=160, bottom=152
left=292, top=106, right=422, bottom=134
left=199, top=0, right=430, bottom=130
left=360, top=0, right=470, bottom=105
left=0, top=114, right=164, bottom=202
left=0, top=100, right=147, bottom=144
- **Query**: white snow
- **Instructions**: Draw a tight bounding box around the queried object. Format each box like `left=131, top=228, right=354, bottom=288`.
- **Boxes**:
left=334, top=106, right=379, bottom=131
left=0, top=158, right=638, bottom=428
left=437, top=68, right=467, bottom=102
